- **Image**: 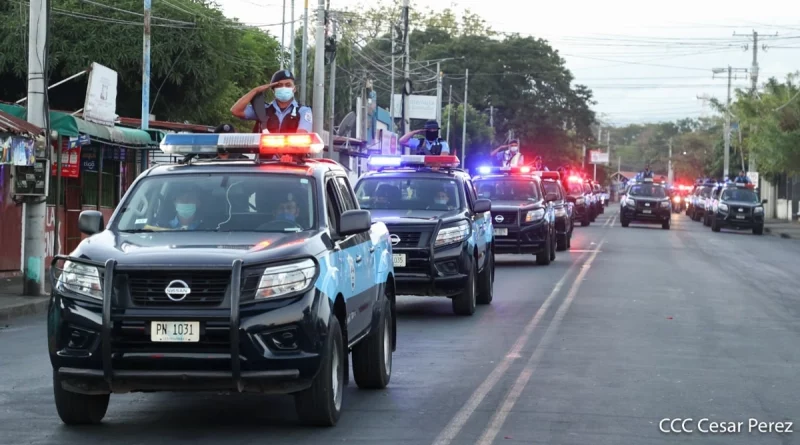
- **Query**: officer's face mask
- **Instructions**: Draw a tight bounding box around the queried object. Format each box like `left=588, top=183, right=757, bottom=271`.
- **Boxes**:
left=274, top=87, right=294, bottom=102
left=277, top=212, right=296, bottom=222
left=510, top=145, right=519, bottom=153
left=176, top=203, right=196, bottom=219
left=426, top=130, right=438, bottom=141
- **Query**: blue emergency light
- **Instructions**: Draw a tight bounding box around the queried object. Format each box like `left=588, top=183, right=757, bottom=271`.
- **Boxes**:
left=367, top=154, right=460, bottom=169
left=475, top=165, right=532, bottom=176
left=159, top=132, right=324, bottom=156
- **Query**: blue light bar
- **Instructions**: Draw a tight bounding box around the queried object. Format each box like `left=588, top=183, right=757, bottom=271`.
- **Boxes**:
left=478, top=166, right=492, bottom=174
left=159, top=133, right=261, bottom=155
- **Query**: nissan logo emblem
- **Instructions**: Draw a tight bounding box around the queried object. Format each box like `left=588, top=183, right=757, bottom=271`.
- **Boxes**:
left=495, top=215, right=504, bottom=223
left=389, top=234, right=401, bottom=246
left=164, top=280, right=191, bottom=301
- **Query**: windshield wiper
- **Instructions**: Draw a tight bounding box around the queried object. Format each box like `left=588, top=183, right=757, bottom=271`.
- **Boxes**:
left=118, top=228, right=157, bottom=233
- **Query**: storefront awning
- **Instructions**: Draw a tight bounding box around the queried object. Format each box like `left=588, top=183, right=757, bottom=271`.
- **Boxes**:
left=0, top=103, right=155, bottom=148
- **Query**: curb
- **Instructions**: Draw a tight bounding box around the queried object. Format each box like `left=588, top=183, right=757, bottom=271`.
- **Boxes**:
left=0, top=297, right=49, bottom=322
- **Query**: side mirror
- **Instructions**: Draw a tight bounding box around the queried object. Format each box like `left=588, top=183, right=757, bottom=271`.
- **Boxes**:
left=762, top=199, right=768, bottom=204
left=78, top=210, right=104, bottom=235
left=473, top=198, right=491, bottom=213
left=338, top=209, right=372, bottom=236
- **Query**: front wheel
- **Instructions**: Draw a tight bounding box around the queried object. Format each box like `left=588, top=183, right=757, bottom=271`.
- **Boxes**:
left=536, top=234, right=552, bottom=265
left=753, top=225, right=764, bottom=235
left=662, top=219, right=671, bottom=230
left=621, top=218, right=630, bottom=227
left=295, top=315, right=345, bottom=426
left=452, top=260, right=477, bottom=315
left=352, top=291, right=393, bottom=389
left=53, top=371, right=110, bottom=425
left=556, top=233, right=568, bottom=251
left=581, top=213, right=590, bottom=227
left=711, top=218, right=721, bottom=232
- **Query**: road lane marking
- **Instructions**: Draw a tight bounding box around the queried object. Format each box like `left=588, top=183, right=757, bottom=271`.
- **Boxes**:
left=475, top=238, right=606, bottom=445
left=430, top=250, right=591, bottom=445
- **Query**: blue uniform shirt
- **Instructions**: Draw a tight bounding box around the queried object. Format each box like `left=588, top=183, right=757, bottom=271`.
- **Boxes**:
left=242, top=99, right=313, bottom=132
left=407, top=137, right=450, bottom=154
left=169, top=217, right=202, bottom=230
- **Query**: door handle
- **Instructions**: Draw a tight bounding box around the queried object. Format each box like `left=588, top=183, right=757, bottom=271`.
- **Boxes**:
left=355, top=255, right=362, bottom=263
left=369, top=246, right=375, bottom=253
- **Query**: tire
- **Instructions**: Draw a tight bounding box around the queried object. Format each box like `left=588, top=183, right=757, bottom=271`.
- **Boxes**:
left=549, top=232, right=556, bottom=261
left=53, top=371, right=110, bottom=425
left=662, top=219, right=670, bottom=230
left=295, top=315, right=345, bottom=426
left=556, top=234, right=568, bottom=251
left=536, top=234, right=552, bottom=265
left=753, top=225, right=764, bottom=235
left=621, top=218, right=630, bottom=227
left=352, top=293, right=392, bottom=389
left=452, top=259, right=477, bottom=315
left=711, top=218, right=721, bottom=232
left=590, top=209, right=596, bottom=222
left=581, top=214, right=590, bottom=227
left=566, top=229, right=572, bottom=249
left=476, top=251, right=494, bottom=305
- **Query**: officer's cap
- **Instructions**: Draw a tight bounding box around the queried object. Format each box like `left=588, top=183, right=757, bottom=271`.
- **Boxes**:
left=271, top=69, right=295, bottom=84
left=424, top=120, right=440, bottom=130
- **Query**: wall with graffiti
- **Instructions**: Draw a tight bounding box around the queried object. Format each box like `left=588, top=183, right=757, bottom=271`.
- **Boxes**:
left=0, top=135, right=36, bottom=166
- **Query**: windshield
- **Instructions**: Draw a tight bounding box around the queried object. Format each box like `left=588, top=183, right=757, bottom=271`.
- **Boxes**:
left=474, top=179, right=541, bottom=201
left=699, top=187, right=712, bottom=198
left=567, top=183, right=584, bottom=195
left=115, top=173, right=316, bottom=232
left=629, top=184, right=666, bottom=198
left=721, top=188, right=760, bottom=203
left=355, top=177, right=462, bottom=211
left=542, top=181, right=561, bottom=199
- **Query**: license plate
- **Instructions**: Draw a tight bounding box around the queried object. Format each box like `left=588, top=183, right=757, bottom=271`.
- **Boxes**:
left=736, top=215, right=745, bottom=219
left=642, top=209, right=652, bottom=214
left=494, top=228, right=508, bottom=236
left=392, top=254, right=406, bottom=267
left=151, top=321, right=199, bottom=342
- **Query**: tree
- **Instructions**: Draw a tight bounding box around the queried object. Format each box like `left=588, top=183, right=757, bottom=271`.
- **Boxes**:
left=442, top=103, right=494, bottom=158
left=0, top=0, right=281, bottom=125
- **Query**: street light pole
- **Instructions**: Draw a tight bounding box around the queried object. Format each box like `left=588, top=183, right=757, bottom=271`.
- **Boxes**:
left=300, top=0, right=309, bottom=103
left=311, top=0, right=326, bottom=139
left=461, top=68, right=468, bottom=164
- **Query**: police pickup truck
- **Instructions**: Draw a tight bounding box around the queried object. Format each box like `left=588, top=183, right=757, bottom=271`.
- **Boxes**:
left=48, top=132, right=395, bottom=427
left=354, top=155, right=494, bottom=316
left=708, top=182, right=766, bottom=235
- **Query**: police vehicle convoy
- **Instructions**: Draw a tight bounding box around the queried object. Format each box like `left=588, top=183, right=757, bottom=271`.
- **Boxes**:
left=473, top=165, right=557, bottom=265
left=620, top=177, right=672, bottom=229
left=536, top=171, right=574, bottom=251
left=354, top=154, right=494, bottom=316
left=706, top=182, right=766, bottom=235
left=48, top=132, right=396, bottom=427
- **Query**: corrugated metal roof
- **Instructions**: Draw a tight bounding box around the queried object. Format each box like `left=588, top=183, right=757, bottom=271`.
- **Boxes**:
left=0, top=109, right=43, bottom=137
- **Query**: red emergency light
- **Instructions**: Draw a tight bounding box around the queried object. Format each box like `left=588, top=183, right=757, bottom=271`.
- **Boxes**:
left=259, top=133, right=325, bottom=155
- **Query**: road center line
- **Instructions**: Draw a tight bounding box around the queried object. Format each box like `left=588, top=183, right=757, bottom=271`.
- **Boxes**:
left=431, top=249, right=594, bottom=445
left=475, top=238, right=606, bottom=445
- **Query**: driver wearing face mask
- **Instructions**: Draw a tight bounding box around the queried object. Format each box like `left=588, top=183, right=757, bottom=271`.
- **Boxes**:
left=274, top=196, right=299, bottom=223
left=490, top=139, right=524, bottom=167
left=169, top=190, right=203, bottom=230
left=230, top=69, right=313, bottom=134
left=398, top=120, right=451, bottom=155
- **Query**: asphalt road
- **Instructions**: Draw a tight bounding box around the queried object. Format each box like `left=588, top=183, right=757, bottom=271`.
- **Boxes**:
left=3, top=208, right=800, bottom=445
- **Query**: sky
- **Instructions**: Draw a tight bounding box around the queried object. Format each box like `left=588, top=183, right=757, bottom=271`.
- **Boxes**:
left=218, top=0, right=800, bottom=127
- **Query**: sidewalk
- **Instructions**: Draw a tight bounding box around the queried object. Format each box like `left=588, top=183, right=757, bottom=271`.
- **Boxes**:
left=0, top=276, right=50, bottom=322
left=765, top=220, right=800, bottom=239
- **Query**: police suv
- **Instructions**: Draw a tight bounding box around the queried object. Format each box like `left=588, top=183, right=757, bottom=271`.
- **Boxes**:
left=473, top=165, right=557, bottom=264
left=354, top=155, right=494, bottom=316
left=708, top=182, right=766, bottom=234
left=48, top=132, right=395, bottom=427
left=620, top=177, right=672, bottom=229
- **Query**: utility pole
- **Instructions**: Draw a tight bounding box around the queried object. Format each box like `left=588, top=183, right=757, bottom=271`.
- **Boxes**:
left=712, top=65, right=748, bottom=179
left=436, top=62, right=442, bottom=123
left=489, top=104, right=493, bottom=129
left=280, top=0, right=286, bottom=69
left=390, top=26, right=395, bottom=130
left=446, top=84, right=452, bottom=142
left=23, top=0, right=48, bottom=296
left=401, top=0, right=410, bottom=135
left=311, top=0, right=325, bottom=139
left=290, top=0, right=295, bottom=73
left=734, top=30, right=774, bottom=174
left=300, top=0, right=309, bottom=103
left=142, top=0, right=151, bottom=131
left=327, top=20, right=336, bottom=160
left=461, top=68, right=468, bottom=164
left=668, top=137, right=674, bottom=185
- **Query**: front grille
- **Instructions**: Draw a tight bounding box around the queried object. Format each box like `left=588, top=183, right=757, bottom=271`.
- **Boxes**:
left=386, top=225, right=433, bottom=248
left=394, top=232, right=421, bottom=248
left=127, top=270, right=231, bottom=306
left=493, top=211, right=518, bottom=225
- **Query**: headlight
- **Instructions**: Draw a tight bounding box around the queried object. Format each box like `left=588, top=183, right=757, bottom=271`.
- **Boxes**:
left=718, top=203, right=729, bottom=212
left=555, top=207, right=567, bottom=217
left=754, top=206, right=764, bottom=214
left=698, top=201, right=705, bottom=208
left=673, top=196, right=681, bottom=203
left=57, top=261, right=102, bottom=300
left=435, top=221, right=470, bottom=247
left=625, top=197, right=636, bottom=207
left=525, top=209, right=545, bottom=222
left=576, top=197, right=585, bottom=205
left=660, top=201, right=670, bottom=208
left=256, top=259, right=316, bottom=299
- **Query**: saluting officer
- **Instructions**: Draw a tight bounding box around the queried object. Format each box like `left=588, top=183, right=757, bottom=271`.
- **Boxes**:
left=230, top=69, right=312, bottom=134
left=398, top=120, right=451, bottom=155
